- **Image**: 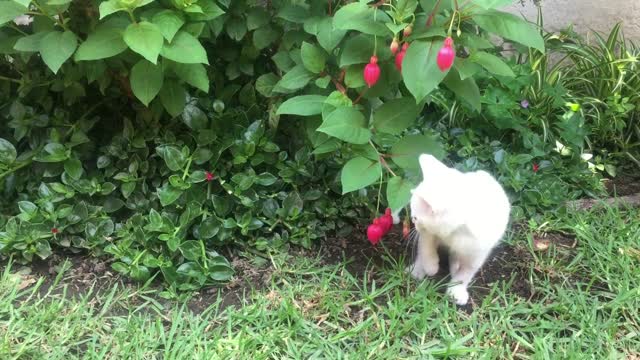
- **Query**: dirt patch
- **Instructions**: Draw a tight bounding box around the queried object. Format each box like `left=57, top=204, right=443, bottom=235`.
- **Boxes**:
left=604, top=175, right=640, bottom=197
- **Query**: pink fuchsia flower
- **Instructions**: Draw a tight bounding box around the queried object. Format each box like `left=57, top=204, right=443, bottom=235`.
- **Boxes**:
left=14, top=15, right=33, bottom=26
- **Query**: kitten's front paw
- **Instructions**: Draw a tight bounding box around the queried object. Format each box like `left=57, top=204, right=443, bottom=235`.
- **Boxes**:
left=406, top=264, right=426, bottom=280
left=447, top=285, right=470, bottom=305
left=424, top=262, right=439, bottom=277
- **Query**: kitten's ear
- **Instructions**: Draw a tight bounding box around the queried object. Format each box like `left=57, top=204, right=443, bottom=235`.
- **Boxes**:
left=412, top=190, right=433, bottom=214
left=418, top=154, right=446, bottom=176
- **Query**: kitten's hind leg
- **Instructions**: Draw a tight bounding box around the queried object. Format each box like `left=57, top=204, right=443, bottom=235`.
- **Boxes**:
left=406, top=231, right=439, bottom=279
left=447, top=248, right=490, bottom=306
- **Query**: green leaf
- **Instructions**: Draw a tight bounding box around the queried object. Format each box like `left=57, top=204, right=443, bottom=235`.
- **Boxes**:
left=18, top=201, right=37, bottom=220
left=13, top=31, right=51, bottom=52
left=0, top=138, right=17, bottom=164
left=253, top=25, right=279, bottom=50
left=402, top=40, right=448, bottom=103
left=130, top=59, right=163, bottom=106
left=35, top=240, right=52, bottom=260
left=443, top=69, right=481, bottom=111
left=40, top=31, right=77, bottom=74
left=391, top=134, right=445, bottom=169
left=172, top=63, right=209, bottom=92
left=454, top=57, right=481, bottom=80
left=339, top=34, right=390, bottom=67
left=469, top=51, right=515, bottom=77
left=35, top=143, right=68, bottom=163
left=160, top=31, right=209, bottom=64
left=318, top=107, right=370, bottom=145
left=98, top=0, right=125, bottom=19
left=316, top=17, right=346, bottom=52
left=188, top=0, right=224, bottom=21
left=158, top=183, right=183, bottom=206
left=282, top=191, right=303, bottom=217
left=373, top=97, right=420, bottom=135
left=75, top=26, right=127, bottom=61
left=64, top=158, right=83, bottom=180
left=152, top=10, right=184, bottom=42
left=473, top=10, right=545, bottom=52
left=300, top=42, right=326, bottom=74
left=226, top=17, right=247, bottom=41
left=255, top=73, right=278, bottom=97
left=180, top=240, right=201, bottom=261
left=277, top=5, right=309, bottom=23
left=198, top=217, right=220, bottom=239
left=386, top=176, right=415, bottom=212
left=0, top=2, right=27, bottom=26
left=160, top=79, right=187, bottom=117
left=274, top=65, right=314, bottom=92
left=276, top=95, right=326, bottom=116
left=156, top=145, right=186, bottom=171
left=124, top=21, right=163, bottom=64
left=181, top=102, right=208, bottom=130
left=469, top=0, right=513, bottom=9
left=247, top=7, right=269, bottom=30
left=256, top=172, right=277, bottom=186
left=341, top=156, right=381, bottom=194
left=333, top=2, right=389, bottom=36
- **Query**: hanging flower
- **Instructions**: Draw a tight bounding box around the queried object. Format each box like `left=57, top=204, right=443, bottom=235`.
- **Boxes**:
left=363, top=56, right=381, bottom=88
left=521, top=99, right=530, bottom=109
left=436, top=37, right=455, bottom=72
left=13, top=15, right=33, bottom=26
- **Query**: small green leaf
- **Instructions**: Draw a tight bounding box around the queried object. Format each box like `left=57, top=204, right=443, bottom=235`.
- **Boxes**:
left=473, top=10, right=545, bottom=52
left=341, top=156, right=381, bottom=194
left=158, top=183, right=183, bottom=206
left=469, top=51, right=515, bottom=77
left=172, top=63, right=209, bottom=92
left=152, top=10, right=184, bottom=42
left=373, top=97, right=420, bottom=135
left=256, top=172, right=277, bottom=186
left=443, top=68, right=481, bottom=111
left=454, top=57, right=482, bottom=80
left=64, top=158, right=83, bottom=180
left=130, top=59, right=164, bottom=106
left=13, top=31, right=51, bottom=52
left=391, top=134, right=445, bottom=169
left=75, top=26, right=127, bottom=61
left=198, top=217, right=220, bottom=239
left=339, top=34, right=390, bottom=67
left=160, top=31, right=209, bottom=64
left=273, top=65, right=314, bottom=92
left=386, top=176, right=415, bottom=212
left=276, top=95, right=326, bottom=116
left=226, top=17, right=247, bottom=41
left=188, top=0, right=224, bottom=21
left=0, top=2, right=27, bottom=26
left=98, top=0, right=125, bottom=19
left=40, top=31, right=77, bottom=74
left=470, top=0, right=514, bottom=10
left=316, top=17, right=346, bottom=52
left=0, top=138, right=17, bottom=164
left=180, top=240, right=201, bottom=261
left=333, top=2, right=389, bottom=36
left=300, top=42, right=326, bottom=74
left=156, top=145, right=186, bottom=171
left=318, top=107, right=370, bottom=144
left=253, top=25, right=279, bottom=50
left=124, top=21, right=164, bottom=64
left=255, top=73, right=279, bottom=97
left=402, top=40, right=448, bottom=103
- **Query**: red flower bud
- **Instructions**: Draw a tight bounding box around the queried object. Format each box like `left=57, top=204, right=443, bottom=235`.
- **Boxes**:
left=390, top=38, right=399, bottom=54
left=367, top=219, right=384, bottom=246
left=395, top=49, right=406, bottom=72
left=403, top=25, right=413, bottom=37
left=205, top=171, right=215, bottom=182
left=436, top=37, right=455, bottom=72
left=533, top=163, right=540, bottom=173
left=51, top=228, right=59, bottom=234
left=363, top=56, right=381, bottom=88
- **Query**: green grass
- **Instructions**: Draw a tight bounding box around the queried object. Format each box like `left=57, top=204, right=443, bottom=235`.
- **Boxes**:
left=1, top=207, right=639, bottom=359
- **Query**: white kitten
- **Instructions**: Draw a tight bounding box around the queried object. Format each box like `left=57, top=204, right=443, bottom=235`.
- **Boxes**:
left=406, top=154, right=511, bottom=305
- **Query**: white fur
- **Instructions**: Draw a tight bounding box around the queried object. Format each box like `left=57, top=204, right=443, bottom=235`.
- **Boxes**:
left=406, top=154, right=511, bottom=305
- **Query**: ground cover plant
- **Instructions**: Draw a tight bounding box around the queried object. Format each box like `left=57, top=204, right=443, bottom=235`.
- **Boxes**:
left=1, top=206, right=639, bottom=358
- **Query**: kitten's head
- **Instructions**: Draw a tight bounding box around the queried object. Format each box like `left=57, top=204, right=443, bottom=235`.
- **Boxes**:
left=410, top=154, right=455, bottom=224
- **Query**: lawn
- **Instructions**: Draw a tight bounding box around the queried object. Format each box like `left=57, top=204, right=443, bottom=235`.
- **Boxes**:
left=1, top=206, right=639, bottom=359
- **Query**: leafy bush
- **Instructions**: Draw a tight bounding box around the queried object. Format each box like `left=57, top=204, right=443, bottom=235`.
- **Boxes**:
left=0, top=0, right=609, bottom=289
